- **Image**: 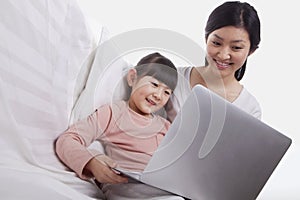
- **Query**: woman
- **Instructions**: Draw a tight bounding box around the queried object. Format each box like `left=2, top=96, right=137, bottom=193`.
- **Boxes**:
left=168, top=1, right=262, bottom=121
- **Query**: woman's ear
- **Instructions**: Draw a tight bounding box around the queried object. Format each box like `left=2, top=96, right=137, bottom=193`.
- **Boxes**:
left=127, top=68, right=137, bottom=87
left=248, top=47, right=258, bottom=56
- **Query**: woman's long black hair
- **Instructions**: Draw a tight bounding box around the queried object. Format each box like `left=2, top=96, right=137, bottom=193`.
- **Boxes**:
left=205, top=1, right=261, bottom=81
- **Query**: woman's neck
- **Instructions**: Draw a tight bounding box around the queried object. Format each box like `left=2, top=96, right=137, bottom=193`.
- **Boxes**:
left=191, top=66, right=242, bottom=102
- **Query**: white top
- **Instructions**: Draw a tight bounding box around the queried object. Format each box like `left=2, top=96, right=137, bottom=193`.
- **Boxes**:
left=167, top=67, right=262, bottom=121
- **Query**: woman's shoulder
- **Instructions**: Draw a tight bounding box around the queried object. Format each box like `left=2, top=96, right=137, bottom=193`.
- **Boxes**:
left=238, top=87, right=260, bottom=104
left=174, top=66, right=194, bottom=88
left=234, top=87, right=262, bottom=119
left=177, top=66, right=193, bottom=75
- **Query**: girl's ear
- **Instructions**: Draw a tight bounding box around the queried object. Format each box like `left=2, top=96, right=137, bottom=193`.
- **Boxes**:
left=127, top=68, right=137, bottom=87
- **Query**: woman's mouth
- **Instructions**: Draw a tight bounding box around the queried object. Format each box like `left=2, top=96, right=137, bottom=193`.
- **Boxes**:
left=215, top=60, right=231, bottom=70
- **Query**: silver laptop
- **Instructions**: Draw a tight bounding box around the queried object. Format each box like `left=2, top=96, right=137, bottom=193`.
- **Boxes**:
left=115, top=85, right=292, bottom=200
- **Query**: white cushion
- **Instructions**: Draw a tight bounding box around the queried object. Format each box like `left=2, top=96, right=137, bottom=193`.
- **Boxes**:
left=0, top=0, right=105, bottom=198
left=70, top=32, right=131, bottom=123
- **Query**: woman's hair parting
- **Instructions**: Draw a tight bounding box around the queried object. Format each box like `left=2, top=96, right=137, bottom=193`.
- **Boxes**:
left=135, top=52, right=178, bottom=91
left=205, top=1, right=261, bottom=81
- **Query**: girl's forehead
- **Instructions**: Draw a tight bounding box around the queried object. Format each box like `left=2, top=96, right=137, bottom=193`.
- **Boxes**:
left=138, top=75, right=158, bottom=82
left=138, top=76, right=171, bottom=89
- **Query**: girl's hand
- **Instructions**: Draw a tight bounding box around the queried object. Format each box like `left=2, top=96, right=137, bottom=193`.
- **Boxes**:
left=85, top=154, right=128, bottom=184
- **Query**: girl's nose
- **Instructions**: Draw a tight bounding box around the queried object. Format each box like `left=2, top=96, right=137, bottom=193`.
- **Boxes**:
left=153, top=89, right=163, bottom=100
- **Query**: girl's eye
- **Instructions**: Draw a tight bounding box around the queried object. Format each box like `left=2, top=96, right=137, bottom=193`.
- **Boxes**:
left=151, top=82, right=158, bottom=87
left=164, top=90, right=171, bottom=95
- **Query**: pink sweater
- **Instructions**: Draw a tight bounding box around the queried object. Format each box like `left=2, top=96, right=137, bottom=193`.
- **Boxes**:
left=56, top=101, right=170, bottom=179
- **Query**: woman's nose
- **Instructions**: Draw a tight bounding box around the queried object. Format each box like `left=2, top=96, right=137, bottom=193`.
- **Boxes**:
left=218, top=47, right=231, bottom=60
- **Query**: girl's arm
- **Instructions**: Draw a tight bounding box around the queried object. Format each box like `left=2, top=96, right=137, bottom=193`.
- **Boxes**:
left=56, top=105, right=127, bottom=183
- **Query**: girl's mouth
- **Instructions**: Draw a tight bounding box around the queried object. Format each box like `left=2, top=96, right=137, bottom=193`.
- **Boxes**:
left=146, top=98, right=156, bottom=106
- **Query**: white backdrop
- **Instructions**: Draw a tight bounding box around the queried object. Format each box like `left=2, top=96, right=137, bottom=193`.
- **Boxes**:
left=77, top=0, right=300, bottom=199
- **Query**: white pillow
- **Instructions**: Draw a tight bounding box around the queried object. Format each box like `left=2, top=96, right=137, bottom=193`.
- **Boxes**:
left=0, top=0, right=105, bottom=198
left=70, top=30, right=131, bottom=123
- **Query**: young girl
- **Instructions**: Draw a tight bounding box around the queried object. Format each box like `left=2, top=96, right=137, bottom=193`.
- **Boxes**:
left=55, top=52, right=180, bottom=197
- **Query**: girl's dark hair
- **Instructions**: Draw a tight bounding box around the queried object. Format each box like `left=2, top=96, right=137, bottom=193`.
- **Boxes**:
left=135, top=52, right=178, bottom=91
left=205, top=1, right=261, bottom=81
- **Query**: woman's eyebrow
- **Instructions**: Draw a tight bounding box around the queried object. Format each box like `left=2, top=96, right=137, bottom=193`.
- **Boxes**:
left=231, top=39, right=246, bottom=44
left=212, top=33, right=223, bottom=40
left=213, top=33, right=246, bottom=43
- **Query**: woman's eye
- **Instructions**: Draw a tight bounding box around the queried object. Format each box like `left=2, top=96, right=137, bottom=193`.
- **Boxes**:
left=232, top=46, right=243, bottom=50
left=212, top=41, right=221, bottom=46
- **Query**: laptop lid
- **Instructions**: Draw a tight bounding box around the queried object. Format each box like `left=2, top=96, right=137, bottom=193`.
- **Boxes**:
left=140, top=85, right=292, bottom=200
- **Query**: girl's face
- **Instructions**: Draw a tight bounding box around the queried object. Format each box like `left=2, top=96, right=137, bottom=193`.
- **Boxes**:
left=128, top=73, right=172, bottom=117
left=206, top=26, right=251, bottom=78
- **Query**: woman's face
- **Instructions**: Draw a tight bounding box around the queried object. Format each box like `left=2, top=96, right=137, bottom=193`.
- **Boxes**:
left=206, top=26, right=251, bottom=78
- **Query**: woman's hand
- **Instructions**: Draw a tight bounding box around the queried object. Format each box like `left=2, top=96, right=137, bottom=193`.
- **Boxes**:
left=85, top=154, right=128, bottom=184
